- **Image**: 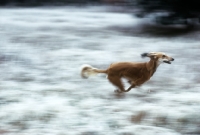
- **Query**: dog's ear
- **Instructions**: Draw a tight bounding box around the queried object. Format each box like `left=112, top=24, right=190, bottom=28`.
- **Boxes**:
left=141, top=52, right=157, bottom=59
left=141, top=53, right=149, bottom=58
left=150, top=52, right=157, bottom=58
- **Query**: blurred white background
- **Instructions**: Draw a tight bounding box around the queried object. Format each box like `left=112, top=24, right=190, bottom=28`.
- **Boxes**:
left=0, top=5, right=200, bottom=135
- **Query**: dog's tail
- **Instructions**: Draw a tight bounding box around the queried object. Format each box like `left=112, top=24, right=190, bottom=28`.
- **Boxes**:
left=80, top=64, right=107, bottom=79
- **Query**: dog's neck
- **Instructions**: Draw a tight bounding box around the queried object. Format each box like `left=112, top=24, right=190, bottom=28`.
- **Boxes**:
left=146, top=59, right=160, bottom=76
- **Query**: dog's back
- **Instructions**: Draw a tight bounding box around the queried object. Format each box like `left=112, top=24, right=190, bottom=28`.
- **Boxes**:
left=107, top=62, right=147, bottom=76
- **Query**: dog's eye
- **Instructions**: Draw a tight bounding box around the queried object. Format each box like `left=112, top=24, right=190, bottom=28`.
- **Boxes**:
left=162, top=55, right=166, bottom=57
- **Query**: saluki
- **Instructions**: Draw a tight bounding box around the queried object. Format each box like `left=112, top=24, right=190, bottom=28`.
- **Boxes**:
left=80, top=52, right=174, bottom=93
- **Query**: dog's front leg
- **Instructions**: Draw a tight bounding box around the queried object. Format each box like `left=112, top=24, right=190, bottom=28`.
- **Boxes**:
left=123, top=77, right=146, bottom=92
left=123, top=83, right=136, bottom=92
left=127, top=80, right=132, bottom=84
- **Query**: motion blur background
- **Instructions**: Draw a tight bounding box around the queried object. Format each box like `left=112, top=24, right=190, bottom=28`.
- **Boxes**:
left=1, top=0, right=200, bottom=135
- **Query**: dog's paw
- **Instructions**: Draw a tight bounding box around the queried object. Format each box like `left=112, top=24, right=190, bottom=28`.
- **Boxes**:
left=114, top=89, right=122, bottom=93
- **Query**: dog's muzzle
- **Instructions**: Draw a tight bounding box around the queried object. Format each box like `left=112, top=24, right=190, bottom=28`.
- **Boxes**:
left=163, top=61, right=171, bottom=64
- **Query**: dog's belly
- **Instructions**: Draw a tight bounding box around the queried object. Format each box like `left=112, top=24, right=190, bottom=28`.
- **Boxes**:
left=123, top=76, right=137, bottom=82
left=123, top=74, right=150, bottom=85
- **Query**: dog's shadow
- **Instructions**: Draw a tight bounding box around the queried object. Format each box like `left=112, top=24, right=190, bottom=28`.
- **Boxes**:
left=111, top=86, right=159, bottom=104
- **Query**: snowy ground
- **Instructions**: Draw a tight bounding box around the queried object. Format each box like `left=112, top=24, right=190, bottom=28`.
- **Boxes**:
left=0, top=6, right=200, bottom=135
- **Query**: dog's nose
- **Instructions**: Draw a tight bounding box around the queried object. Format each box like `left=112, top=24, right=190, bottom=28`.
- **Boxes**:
left=171, top=58, right=174, bottom=61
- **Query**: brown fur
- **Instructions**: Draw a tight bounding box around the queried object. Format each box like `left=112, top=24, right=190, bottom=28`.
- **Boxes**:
left=81, top=52, right=174, bottom=93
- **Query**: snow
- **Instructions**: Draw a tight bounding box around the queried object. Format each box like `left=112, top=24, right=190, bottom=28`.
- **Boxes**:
left=0, top=6, right=200, bottom=135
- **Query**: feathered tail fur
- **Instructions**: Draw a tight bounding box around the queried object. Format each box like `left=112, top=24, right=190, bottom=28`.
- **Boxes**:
left=80, top=64, right=107, bottom=78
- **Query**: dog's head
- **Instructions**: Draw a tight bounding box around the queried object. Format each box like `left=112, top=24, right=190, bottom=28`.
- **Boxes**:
left=141, top=52, right=174, bottom=64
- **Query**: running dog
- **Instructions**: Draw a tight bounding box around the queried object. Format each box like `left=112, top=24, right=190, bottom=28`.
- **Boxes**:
left=81, top=52, right=174, bottom=93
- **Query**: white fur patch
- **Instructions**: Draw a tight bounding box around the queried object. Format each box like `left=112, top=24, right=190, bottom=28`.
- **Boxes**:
left=80, top=64, right=92, bottom=69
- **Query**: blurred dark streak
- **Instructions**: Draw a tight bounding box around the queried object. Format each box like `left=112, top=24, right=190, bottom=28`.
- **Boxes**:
left=108, top=24, right=200, bottom=38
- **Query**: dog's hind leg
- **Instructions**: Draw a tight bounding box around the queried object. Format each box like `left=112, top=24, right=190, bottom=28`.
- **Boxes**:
left=123, top=77, right=146, bottom=92
left=107, top=75, right=125, bottom=93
